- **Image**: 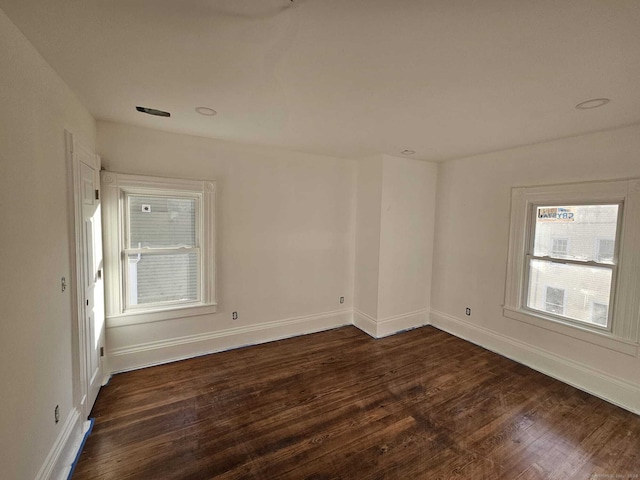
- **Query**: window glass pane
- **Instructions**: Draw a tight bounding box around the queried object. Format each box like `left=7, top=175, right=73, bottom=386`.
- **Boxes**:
left=129, top=196, right=196, bottom=248
left=527, top=259, right=612, bottom=327
left=533, top=205, right=618, bottom=262
left=128, top=253, right=198, bottom=305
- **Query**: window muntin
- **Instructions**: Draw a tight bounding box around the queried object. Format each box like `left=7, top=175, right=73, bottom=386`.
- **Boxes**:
left=524, top=204, right=620, bottom=329
left=124, top=193, right=202, bottom=310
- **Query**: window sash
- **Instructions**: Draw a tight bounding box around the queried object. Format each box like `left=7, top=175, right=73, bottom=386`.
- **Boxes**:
left=122, top=191, right=204, bottom=313
left=123, top=248, right=202, bottom=311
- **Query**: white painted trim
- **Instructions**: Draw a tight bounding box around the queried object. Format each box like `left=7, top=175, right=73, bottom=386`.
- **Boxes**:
left=34, top=408, right=82, bottom=480
left=100, top=171, right=217, bottom=326
left=377, top=308, right=429, bottom=337
left=106, top=303, right=218, bottom=327
left=430, top=309, right=640, bottom=415
left=505, top=178, right=640, bottom=344
left=353, top=308, right=429, bottom=338
left=503, top=306, right=637, bottom=356
left=108, top=309, right=352, bottom=373
left=353, top=309, right=378, bottom=338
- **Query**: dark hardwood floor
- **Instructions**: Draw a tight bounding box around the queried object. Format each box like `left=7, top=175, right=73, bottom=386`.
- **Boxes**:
left=73, top=326, right=640, bottom=479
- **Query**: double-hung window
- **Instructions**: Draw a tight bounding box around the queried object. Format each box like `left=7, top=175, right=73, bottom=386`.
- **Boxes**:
left=102, top=172, right=216, bottom=326
left=524, top=204, right=620, bottom=329
left=503, top=179, right=640, bottom=353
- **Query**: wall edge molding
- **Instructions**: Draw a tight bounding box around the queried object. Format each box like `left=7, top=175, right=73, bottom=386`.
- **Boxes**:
left=35, top=407, right=83, bottom=480
left=430, top=309, right=640, bottom=415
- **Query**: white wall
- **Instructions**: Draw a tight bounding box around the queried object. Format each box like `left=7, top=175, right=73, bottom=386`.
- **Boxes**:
left=0, top=7, right=96, bottom=480
left=354, top=154, right=438, bottom=337
left=97, top=121, right=356, bottom=372
left=431, top=124, right=640, bottom=412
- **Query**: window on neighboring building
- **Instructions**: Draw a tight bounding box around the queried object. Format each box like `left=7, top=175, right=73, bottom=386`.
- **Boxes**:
left=544, top=286, right=565, bottom=315
left=596, top=238, right=615, bottom=263
left=592, top=302, right=608, bottom=327
left=101, top=172, right=217, bottom=325
left=551, top=237, right=569, bottom=257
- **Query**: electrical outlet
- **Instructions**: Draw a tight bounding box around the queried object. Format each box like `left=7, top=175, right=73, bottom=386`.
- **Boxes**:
left=465, top=307, right=471, bottom=316
left=61, top=277, right=66, bottom=292
left=232, top=312, right=238, bottom=320
left=54, top=405, right=60, bottom=424
left=339, top=297, right=345, bottom=304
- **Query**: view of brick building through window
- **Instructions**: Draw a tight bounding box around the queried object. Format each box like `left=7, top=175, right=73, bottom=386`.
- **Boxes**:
left=526, top=204, right=619, bottom=327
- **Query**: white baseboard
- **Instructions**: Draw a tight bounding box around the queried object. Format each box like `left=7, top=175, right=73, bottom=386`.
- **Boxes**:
left=377, top=309, right=429, bottom=337
left=430, top=309, right=640, bottom=415
left=353, top=308, right=428, bottom=338
left=353, top=309, right=378, bottom=337
left=35, top=407, right=83, bottom=480
left=108, top=309, right=352, bottom=373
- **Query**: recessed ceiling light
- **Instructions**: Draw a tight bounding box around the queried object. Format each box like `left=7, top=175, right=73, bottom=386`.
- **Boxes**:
left=401, top=150, right=416, bottom=155
left=136, top=106, right=171, bottom=117
left=195, top=107, right=217, bottom=116
left=575, top=98, right=610, bottom=110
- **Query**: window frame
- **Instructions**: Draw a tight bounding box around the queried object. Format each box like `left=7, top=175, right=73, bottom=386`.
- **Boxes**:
left=503, top=179, right=640, bottom=356
left=101, top=171, right=217, bottom=327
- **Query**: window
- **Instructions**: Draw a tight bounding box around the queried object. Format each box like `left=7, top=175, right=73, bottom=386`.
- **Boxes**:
left=125, top=195, right=199, bottom=308
left=525, top=204, right=619, bottom=329
left=596, top=238, right=615, bottom=263
left=101, top=172, right=216, bottom=326
left=503, top=179, right=640, bottom=353
left=551, top=237, right=568, bottom=257
left=544, top=286, right=565, bottom=315
left=592, top=302, right=608, bottom=327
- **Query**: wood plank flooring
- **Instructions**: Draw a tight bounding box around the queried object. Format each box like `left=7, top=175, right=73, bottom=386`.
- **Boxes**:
left=72, top=326, right=640, bottom=479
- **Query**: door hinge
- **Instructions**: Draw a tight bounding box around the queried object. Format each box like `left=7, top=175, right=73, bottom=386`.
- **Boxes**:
left=95, top=189, right=100, bottom=200
left=100, top=347, right=104, bottom=357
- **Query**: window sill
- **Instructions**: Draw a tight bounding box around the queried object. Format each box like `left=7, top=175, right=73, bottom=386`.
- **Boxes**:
left=503, top=306, right=638, bottom=356
left=106, top=303, right=218, bottom=328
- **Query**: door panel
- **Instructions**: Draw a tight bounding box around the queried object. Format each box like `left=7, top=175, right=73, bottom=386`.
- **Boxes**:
left=79, top=151, right=104, bottom=413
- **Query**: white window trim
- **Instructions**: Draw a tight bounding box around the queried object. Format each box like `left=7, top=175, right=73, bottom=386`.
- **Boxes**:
left=503, top=178, right=640, bottom=356
left=101, top=171, right=217, bottom=327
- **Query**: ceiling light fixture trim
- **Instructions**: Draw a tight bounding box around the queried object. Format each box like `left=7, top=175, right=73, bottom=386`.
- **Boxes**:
left=575, top=98, right=610, bottom=110
left=401, top=150, right=416, bottom=155
left=196, top=107, right=217, bottom=116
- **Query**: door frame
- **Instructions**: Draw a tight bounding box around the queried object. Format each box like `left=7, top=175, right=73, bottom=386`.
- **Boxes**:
left=65, top=130, right=105, bottom=419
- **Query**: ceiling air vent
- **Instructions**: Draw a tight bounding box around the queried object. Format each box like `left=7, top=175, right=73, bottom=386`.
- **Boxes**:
left=135, top=106, right=171, bottom=117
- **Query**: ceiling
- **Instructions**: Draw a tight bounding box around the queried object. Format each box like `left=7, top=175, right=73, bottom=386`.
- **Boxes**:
left=2, top=0, right=639, bottom=161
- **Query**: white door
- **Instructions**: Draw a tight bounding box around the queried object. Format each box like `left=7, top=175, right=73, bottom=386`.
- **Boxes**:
left=72, top=135, right=106, bottom=415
